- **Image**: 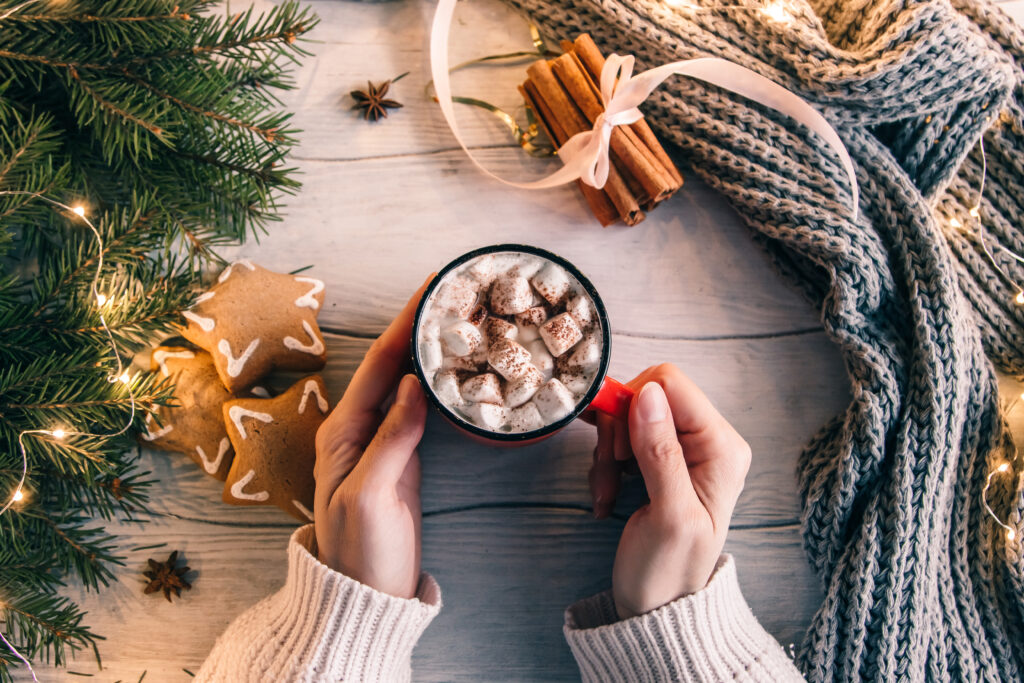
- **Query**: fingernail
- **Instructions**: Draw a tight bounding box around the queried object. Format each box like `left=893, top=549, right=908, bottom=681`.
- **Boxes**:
left=397, top=374, right=423, bottom=408
left=637, top=382, right=667, bottom=422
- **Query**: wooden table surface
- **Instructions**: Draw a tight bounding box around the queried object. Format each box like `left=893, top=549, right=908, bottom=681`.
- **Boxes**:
left=25, top=0, right=1024, bottom=680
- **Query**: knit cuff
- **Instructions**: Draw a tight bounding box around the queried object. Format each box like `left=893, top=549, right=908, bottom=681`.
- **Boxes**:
left=281, top=524, right=441, bottom=681
left=196, top=524, right=441, bottom=683
left=563, top=554, right=803, bottom=682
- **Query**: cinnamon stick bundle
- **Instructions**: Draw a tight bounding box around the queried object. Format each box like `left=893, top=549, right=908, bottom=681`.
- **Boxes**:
left=520, top=34, right=683, bottom=226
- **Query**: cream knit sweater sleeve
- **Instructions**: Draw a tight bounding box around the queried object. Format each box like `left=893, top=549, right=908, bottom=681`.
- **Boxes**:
left=194, top=524, right=441, bottom=683
left=564, top=554, right=805, bottom=682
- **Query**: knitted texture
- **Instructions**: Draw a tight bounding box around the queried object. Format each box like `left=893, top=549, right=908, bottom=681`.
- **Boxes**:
left=564, top=555, right=803, bottom=682
left=194, top=525, right=441, bottom=682
left=494, top=0, right=1024, bottom=680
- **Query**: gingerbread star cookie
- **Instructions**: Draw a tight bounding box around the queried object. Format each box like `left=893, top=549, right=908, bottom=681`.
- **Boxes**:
left=181, top=260, right=327, bottom=392
left=221, top=375, right=330, bottom=522
left=140, top=346, right=240, bottom=480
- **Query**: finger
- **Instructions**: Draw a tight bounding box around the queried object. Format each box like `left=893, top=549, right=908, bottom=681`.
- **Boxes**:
left=626, top=364, right=722, bottom=436
left=355, top=375, right=428, bottom=487
left=628, top=381, right=695, bottom=508
left=591, top=414, right=620, bottom=518
left=578, top=409, right=597, bottom=427
left=613, top=414, right=632, bottom=461
left=336, top=275, right=434, bottom=419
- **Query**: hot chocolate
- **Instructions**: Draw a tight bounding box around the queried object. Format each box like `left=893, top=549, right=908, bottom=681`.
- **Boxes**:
left=416, top=251, right=604, bottom=433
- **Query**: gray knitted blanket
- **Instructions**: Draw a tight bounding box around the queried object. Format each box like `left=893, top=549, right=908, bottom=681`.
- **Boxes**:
left=497, top=0, right=1024, bottom=679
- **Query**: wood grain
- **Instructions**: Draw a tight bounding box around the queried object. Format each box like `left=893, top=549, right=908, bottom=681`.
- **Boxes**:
left=47, top=512, right=819, bottom=683
left=140, top=330, right=849, bottom=529
left=221, top=156, right=823, bottom=338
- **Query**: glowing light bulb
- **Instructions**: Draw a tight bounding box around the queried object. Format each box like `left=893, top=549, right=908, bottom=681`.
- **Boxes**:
left=51, top=429, right=66, bottom=439
left=665, top=0, right=697, bottom=7
left=998, top=463, right=1011, bottom=473
left=1008, top=528, right=1017, bottom=541
left=969, top=206, right=980, bottom=218
left=96, top=293, right=108, bottom=307
left=118, top=372, right=131, bottom=384
left=762, top=1, right=791, bottom=22
left=1016, top=291, right=1024, bottom=305
left=72, top=205, right=85, bottom=217
left=949, top=217, right=962, bottom=229
left=11, top=489, right=23, bottom=502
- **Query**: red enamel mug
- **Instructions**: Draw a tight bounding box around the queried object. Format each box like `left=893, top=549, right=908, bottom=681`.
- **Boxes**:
left=411, top=244, right=634, bottom=445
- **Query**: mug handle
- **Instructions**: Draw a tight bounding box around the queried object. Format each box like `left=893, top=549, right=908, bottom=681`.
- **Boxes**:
left=587, top=376, right=635, bottom=421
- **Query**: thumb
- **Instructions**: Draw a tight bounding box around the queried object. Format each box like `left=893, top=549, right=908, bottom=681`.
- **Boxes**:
left=358, top=374, right=427, bottom=486
left=628, top=382, right=693, bottom=508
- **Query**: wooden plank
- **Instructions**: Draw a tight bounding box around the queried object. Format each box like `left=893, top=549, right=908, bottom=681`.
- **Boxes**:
left=140, top=329, right=850, bottom=529
left=223, top=156, right=823, bottom=338
left=32, top=512, right=817, bottom=682
left=249, top=0, right=569, bottom=159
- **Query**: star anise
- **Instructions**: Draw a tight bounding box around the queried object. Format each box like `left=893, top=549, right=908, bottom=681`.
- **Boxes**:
left=143, top=550, right=192, bottom=602
left=351, top=78, right=403, bottom=121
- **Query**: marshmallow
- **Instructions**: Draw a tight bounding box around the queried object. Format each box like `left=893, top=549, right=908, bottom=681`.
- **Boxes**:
left=540, top=313, right=583, bottom=357
left=533, top=378, right=576, bottom=422
left=504, top=365, right=544, bottom=408
left=565, top=334, right=601, bottom=371
left=467, top=304, right=488, bottom=327
left=419, top=337, right=442, bottom=373
left=566, top=293, right=596, bottom=329
left=508, top=402, right=545, bottom=433
left=442, top=320, right=483, bottom=357
left=517, top=324, right=540, bottom=343
left=433, top=369, right=463, bottom=406
left=559, top=370, right=592, bottom=395
left=484, top=316, right=518, bottom=342
left=531, top=262, right=572, bottom=306
left=461, top=373, right=503, bottom=404
left=526, top=339, right=554, bottom=375
left=488, top=338, right=532, bottom=380
left=434, top=276, right=479, bottom=318
left=510, top=256, right=544, bottom=279
left=467, top=254, right=498, bottom=286
left=515, top=306, right=548, bottom=328
left=490, top=275, right=534, bottom=315
left=464, top=402, right=507, bottom=431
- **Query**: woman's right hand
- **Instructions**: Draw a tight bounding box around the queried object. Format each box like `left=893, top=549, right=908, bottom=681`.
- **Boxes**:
left=592, top=364, right=752, bottom=620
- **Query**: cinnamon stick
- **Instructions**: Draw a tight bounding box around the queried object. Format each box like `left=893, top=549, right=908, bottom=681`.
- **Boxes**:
left=526, top=59, right=644, bottom=226
left=519, top=83, right=619, bottom=227
left=551, top=53, right=675, bottom=205
left=573, top=34, right=684, bottom=188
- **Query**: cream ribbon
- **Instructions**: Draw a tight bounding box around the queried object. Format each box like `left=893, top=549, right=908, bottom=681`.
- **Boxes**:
left=429, top=0, right=860, bottom=218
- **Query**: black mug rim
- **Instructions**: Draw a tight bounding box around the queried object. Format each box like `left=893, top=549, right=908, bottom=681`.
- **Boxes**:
left=411, top=244, right=612, bottom=442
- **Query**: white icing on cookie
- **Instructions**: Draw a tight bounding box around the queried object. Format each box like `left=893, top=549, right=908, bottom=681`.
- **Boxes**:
left=228, top=405, right=273, bottom=439
left=292, top=499, right=314, bottom=521
left=250, top=385, right=271, bottom=398
left=230, top=469, right=270, bottom=502
left=293, top=277, right=324, bottom=310
left=298, top=380, right=328, bottom=414
left=195, top=437, right=230, bottom=475
left=218, top=259, right=257, bottom=283
left=152, top=348, right=196, bottom=377
left=183, top=310, right=215, bottom=332
left=218, top=338, right=260, bottom=377
left=283, top=320, right=324, bottom=356
left=195, top=291, right=215, bottom=305
left=141, top=414, right=173, bottom=441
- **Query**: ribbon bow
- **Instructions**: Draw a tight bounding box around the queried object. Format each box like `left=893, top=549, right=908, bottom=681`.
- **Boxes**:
left=557, top=54, right=644, bottom=188
left=429, top=0, right=859, bottom=218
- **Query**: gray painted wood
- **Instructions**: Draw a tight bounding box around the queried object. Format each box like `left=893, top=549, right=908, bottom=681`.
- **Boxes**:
left=18, top=0, right=1024, bottom=680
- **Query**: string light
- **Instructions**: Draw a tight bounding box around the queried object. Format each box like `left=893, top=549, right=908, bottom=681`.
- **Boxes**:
left=0, top=190, right=140, bottom=682
left=761, top=0, right=793, bottom=22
